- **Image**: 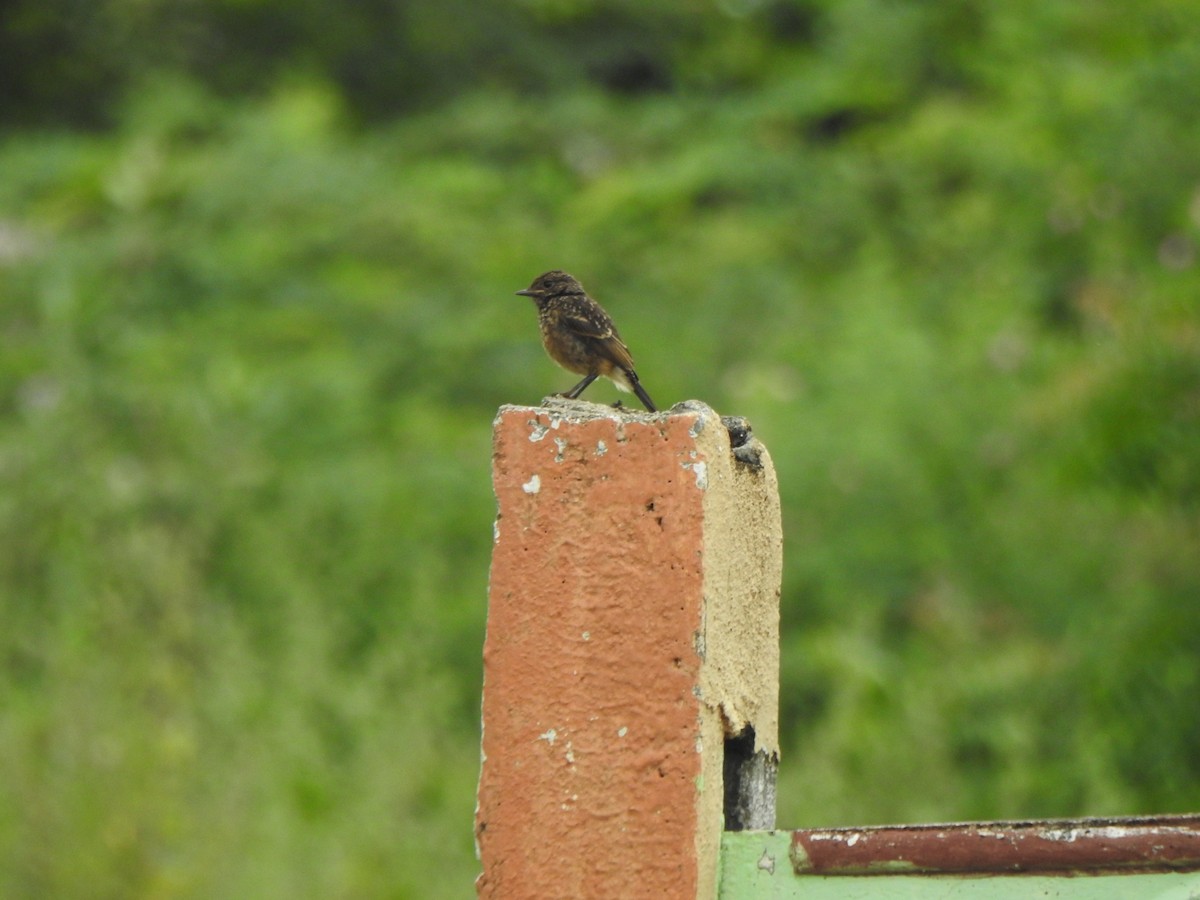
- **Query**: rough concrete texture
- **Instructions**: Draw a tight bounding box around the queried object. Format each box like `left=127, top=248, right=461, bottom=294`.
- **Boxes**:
left=475, top=398, right=781, bottom=900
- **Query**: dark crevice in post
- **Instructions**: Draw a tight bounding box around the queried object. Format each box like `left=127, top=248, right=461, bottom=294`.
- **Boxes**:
left=723, top=725, right=777, bottom=831
left=722, top=415, right=764, bottom=469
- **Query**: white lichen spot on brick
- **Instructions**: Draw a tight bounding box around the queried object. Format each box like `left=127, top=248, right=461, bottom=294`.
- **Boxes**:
left=493, top=520, right=501, bottom=543
left=688, top=416, right=705, bottom=438
left=522, top=474, right=541, bottom=494
left=680, top=459, right=708, bottom=489
left=595, top=440, right=608, bottom=456
left=554, top=437, right=568, bottom=462
left=581, top=631, right=590, bottom=641
left=528, top=420, right=550, bottom=442
left=617, top=726, right=628, bottom=738
left=537, top=728, right=558, bottom=746
left=564, top=742, right=575, bottom=764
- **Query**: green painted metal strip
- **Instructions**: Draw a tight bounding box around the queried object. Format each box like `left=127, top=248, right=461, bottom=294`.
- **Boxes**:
left=719, top=832, right=1200, bottom=899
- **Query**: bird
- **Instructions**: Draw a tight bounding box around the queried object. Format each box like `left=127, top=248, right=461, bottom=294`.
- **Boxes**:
left=515, top=270, right=658, bottom=412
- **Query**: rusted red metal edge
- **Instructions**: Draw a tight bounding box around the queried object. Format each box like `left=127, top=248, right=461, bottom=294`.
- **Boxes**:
left=791, top=814, right=1200, bottom=875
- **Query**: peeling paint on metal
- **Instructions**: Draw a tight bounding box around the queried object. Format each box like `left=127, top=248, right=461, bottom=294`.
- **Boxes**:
left=757, top=850, right=776, bottom=875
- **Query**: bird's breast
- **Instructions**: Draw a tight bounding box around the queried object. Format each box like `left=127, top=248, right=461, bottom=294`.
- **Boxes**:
left=539, top=318, right=592, bottom=374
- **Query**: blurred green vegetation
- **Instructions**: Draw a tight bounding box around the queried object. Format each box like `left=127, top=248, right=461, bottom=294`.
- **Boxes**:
left=2, top=1, right=1199, bottom=896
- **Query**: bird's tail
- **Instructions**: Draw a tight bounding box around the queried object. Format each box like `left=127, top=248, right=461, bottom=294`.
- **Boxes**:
left=610, top=366, right=658, bottom=412
left=630, top=376, right=657, bottom=413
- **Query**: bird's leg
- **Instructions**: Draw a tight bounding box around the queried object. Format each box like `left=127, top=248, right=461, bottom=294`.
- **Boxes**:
left=563, top=373, right=598, bottom=399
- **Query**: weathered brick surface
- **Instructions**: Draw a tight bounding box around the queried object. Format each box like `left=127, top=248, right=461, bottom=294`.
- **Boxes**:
left=475, top=399, right=780, bottom=900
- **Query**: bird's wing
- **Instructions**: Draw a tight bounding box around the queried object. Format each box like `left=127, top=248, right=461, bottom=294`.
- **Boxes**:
left=562, top=313, right=616, bottom=341
left=563, top=314, right=636, bottom=371
left=599, top=335, right=636, bottom=373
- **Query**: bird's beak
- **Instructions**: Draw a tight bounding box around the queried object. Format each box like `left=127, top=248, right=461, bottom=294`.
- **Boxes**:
left=514, top=289, right=535, bottom=297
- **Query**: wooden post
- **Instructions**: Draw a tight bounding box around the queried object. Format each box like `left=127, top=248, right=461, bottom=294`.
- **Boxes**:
left=475, top=399, right=782, bottom=899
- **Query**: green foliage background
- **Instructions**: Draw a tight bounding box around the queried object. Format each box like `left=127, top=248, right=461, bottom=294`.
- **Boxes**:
left=2, top=1, right=1199, bottom=896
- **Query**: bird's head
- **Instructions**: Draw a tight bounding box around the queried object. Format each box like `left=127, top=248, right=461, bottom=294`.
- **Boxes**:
left=515, top=270, right=582, bottom=301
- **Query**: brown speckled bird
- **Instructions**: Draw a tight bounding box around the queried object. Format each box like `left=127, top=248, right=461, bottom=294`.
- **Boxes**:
left=516, top=270, right=658, bottom=412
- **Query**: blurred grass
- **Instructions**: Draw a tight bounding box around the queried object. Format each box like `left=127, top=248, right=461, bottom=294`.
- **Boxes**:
left=2, top=2, right=1200, bottom=896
